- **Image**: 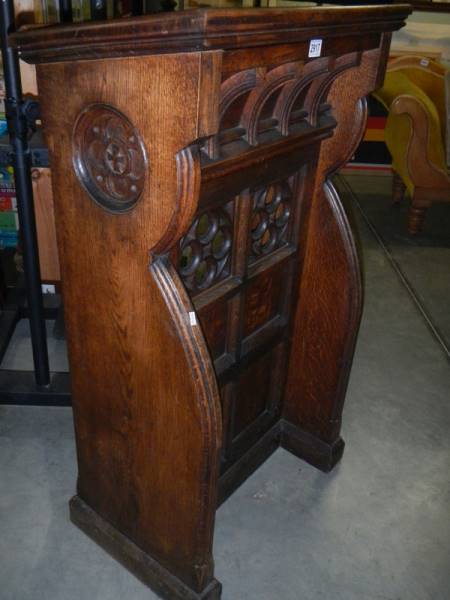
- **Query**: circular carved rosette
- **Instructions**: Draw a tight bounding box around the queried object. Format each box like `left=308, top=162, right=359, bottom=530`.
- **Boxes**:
left=179, top=207, right=233, bottom=293
left=250, top=180, right=292, bottom=260
left=72, top=104, right=148, bottom=213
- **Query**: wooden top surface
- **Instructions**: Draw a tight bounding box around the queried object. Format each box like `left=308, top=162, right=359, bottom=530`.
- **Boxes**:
left=11, top=5, right=411, bottom=63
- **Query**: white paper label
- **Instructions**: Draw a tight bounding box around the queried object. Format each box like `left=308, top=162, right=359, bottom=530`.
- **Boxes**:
left=42, top=284, right=56, bottom=294
left=308, top=39, right=322, bottom=58
left=420, top=58, right=429, bottom=67
left=189, top=311, right=197, bottom=326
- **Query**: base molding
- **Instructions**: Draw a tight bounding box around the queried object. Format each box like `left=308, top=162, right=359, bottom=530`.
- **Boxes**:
left=69, top=496, right=222, bottom=600
left=70, top=422, right=343, bottom=599
left=218, top=423, right=280, bottom=506
left=218, top=419, right=344, bottom=504
left=280, top=419, right=345, bottom=472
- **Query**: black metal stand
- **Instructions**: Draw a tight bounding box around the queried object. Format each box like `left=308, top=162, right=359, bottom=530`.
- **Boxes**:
left=90, top=0, right=107, bottom=20
left=1, top=0, right=164, bottom=406
left=59, top=0, right=73, bottom=22
left=0, top=0, right=50, bottom=386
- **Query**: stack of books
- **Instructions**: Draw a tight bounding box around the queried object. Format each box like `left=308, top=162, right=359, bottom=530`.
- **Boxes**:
left=0, top=65, right=6, bottom=137
left=0, top=167, right=18, bottom=249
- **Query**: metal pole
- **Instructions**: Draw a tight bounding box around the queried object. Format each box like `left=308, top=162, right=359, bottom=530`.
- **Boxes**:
left=89, top=0, right=107, bottom=20
left=59, top=0, right=73, bottom=23
left=131, top=0, right=144, bottom=16
left=0, top=0, right=50, bottom=385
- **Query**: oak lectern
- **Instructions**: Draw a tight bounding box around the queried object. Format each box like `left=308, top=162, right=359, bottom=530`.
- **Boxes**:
left=13, top=6, right=410, bottom=599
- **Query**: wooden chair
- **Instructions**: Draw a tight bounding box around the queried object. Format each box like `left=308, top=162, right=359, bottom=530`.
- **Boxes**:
left=374, top=56, right=450, bottom=235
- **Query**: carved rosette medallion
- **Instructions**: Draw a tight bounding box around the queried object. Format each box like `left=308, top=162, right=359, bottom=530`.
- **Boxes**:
left=72, top=104, right=147, bottom=213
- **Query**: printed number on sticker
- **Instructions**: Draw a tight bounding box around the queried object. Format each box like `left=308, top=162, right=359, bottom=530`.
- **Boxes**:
left=308, top=39, right=322, bottom=58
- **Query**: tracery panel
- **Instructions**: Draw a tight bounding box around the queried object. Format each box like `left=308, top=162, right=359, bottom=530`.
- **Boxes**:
left=174, top=168, right=306, bottom=471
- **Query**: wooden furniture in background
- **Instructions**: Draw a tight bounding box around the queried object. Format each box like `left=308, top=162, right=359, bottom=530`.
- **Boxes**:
left=375, top=55, right=450, bottom=234
left=12, top=6, right=410, bottom=599
left=31, top=168, right=60, bottom=282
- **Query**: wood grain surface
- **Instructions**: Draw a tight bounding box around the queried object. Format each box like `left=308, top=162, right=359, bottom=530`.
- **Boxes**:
left=14, top=7, right=411, bottom=599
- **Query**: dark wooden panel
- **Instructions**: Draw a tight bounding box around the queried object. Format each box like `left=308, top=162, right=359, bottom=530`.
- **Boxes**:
left=243, top=267, right=285, bottom=339
left=198, top=300, right=228, bottom=361
left=233, top=351, right=273, bottom=437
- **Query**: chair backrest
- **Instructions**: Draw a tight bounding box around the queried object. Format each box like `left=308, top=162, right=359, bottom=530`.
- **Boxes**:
left=387, top=55, right=449, bottom=166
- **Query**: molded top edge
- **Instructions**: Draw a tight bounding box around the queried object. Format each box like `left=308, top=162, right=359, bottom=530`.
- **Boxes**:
left=10, top=5, right=412, bottom=64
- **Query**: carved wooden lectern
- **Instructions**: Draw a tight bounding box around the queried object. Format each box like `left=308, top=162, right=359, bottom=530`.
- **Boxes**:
left=13, top=6, right=409, bottom=599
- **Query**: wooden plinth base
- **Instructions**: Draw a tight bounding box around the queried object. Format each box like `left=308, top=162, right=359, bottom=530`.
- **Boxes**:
left=218, top=419, right=343, bottom=503
left=280, top=420, right=345, bottom=473
left=69, top=496, right=222, bottom=600
left=70, top=422, right=343, bottom=599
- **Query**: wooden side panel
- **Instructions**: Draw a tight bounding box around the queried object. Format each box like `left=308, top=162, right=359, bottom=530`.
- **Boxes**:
left=283, top=46, right=384, bottom=469
left=36, top=52, right=223, bottom=594
left=32, top=168, right=60, bottom=282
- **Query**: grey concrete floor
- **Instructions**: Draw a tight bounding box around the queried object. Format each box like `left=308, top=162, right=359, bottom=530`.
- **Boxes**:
left=1, top=184, right=450, bottom=600
left=340, top=174, right=450, bottom=353
left=0, top=319, right=69, bottom=372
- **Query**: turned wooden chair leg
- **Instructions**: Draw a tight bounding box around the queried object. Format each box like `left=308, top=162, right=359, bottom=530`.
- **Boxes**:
left=408, top=188, right=432, bottom=235
left=407, top=205, right=427, bottom=235
left=392, top=172, right=406, bottom=204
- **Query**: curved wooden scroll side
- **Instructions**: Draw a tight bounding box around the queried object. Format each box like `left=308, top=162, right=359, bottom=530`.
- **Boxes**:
left=152, top=144, right=202, bottom=256
left=147, top=145, right=222, bottom=593
left=150, top=257, right=222, bottom=593
left=283, top=47, right=382, bottom=471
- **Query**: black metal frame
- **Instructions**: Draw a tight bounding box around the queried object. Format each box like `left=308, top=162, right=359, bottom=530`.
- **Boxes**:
left=0, top=0, right=50, bottom=386
left=0, top=0, right=172, bottom=407
left=0, top=0, right=71, bottom=405
left=0, top=277, right=71, bottom=404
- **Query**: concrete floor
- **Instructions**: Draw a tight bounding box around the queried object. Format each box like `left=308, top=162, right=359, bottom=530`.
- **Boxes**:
left=340, top=174, right=450, bottom=353
left=1, top=181, right=450, bottom=600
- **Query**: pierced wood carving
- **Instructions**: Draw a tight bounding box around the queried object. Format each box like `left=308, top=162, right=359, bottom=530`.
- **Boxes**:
left=72, top=104, right=147, bottom=213
left=203, top=53, right=361, bottom=162
left=179, top=205, right=233, bottom=293
left=249, top=180, right=292, bottom=262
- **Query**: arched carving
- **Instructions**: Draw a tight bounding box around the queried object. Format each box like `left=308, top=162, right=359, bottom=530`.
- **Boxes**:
left=309, top=52, right=361, bottom=124
left=274, top=57, right=330, bottom=134
left=204, top=54, right=365, bottom=161
left=205, top=69, right=258, bottom=159
left=240, top=62, right=301, bottom=145
left=219, top=68, right=259, bottom=119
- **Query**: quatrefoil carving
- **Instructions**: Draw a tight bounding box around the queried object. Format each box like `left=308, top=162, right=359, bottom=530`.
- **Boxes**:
left=179, top=207, right=233, bottom=293
left=250, top=180, right=292, bottom=260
